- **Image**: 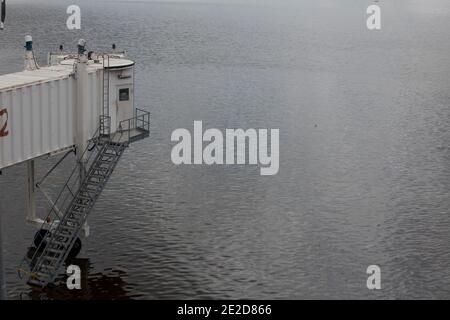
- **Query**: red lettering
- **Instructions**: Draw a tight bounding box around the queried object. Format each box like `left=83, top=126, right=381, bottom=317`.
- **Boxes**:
left=0, top=107, right=9, bottom=137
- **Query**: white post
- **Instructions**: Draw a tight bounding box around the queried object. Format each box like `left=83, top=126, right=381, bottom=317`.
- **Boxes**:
left=76, top=39, right=88, bottom=181
left=76, top=39, right=90, bottom=237
left=0, top=213, right=5, bottom=300
left=0, top=164, right=5, bottom=298
left=26, top=160, right=36, bottom=222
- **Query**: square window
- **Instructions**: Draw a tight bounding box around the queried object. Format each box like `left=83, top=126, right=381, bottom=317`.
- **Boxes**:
left=119, top=88, right=130, bottom=101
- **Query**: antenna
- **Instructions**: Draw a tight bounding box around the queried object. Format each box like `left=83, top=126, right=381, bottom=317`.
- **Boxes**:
left=0, top=0, right=5, bottom=30
left=24, top=35, right=39, bottom=71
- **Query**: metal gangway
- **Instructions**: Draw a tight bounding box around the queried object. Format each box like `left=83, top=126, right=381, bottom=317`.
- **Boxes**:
left=18, top=111, right=150, bottom=287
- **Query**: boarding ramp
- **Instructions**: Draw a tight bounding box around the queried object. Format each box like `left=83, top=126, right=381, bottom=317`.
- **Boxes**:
left=18, top=111, right=150, bottom=287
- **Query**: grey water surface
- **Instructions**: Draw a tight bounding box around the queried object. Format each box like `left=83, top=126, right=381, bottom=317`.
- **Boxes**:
left=1, top=0, right=450, bottom=299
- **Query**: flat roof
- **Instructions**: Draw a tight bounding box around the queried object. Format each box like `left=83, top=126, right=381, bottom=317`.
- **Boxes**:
left=60, top=58, right=135, bottom=69
left=0, top=58, right=135, bottom=92
left=0, top=65, right=74, bottom=91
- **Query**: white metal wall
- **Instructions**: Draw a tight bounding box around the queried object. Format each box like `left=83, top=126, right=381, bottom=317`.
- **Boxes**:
left=0, top=71, right=102, bottom=170
left=108, top=66, right=134, bottom=132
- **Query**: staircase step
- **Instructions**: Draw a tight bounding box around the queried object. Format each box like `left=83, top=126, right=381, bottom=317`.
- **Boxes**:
left=35, top=271, right=51, bottom=279
left=74, top=200, right=90, bottom=208
left=78, top=188, right=96, bottom=195
left=89, top=173, right=107, bottom=179
left=75, top=193, right=92, bottom=201
left=77, top=195, right=93, bottom=201
left=84, top=181, right=102, bottom=187
left=91, top=169, right=110, bottom=175
left=73, top=200, right=95, bottom=209
left=85, top=180, right=101, bottom=186
left=98, top=159, right=114, bottom=164
left=101, top=152, right=117, bottom=158
left=55, top=229, right=77, bottom=239
left=101, top=152, right=118, bottom=157
left=46, top=248, right=64, bottom=255
left=76, top=192, right=92, bottom=198
left=70, top=208, right=87, bottom=215
left=65, top=218, right=82, bottom=225
left=72, top=202, right=90, bottom=209
left=40, top=261, right=57, bottom=270
left=69, top=211, right=88, bottom=219
left=93, top=164, right=112, bottom=170
left=54, top=232, right=72, bottom=241
left=102, top=155, right=120, bottom=159
left=40, top=264, right=56, bottom=272
left=28, top=278, right=47, bottom=287
left=82, top=188, right=100, bottom=195
left=92, top=167, right=110, bottom=172
left=87, top=174, right=104, bottom=180
left=60, top=222, right=76, bottom=229
left=50, top=239, right=68, bottom=247
left=42, top=255, right=59, bottom=262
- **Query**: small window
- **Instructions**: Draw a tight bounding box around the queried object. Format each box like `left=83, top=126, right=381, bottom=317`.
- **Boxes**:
left=119, top=88, right=130, bottom=101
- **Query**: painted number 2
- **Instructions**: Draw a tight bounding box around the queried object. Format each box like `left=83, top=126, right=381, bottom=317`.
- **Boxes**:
left=0, top=108, right=9, bottom=137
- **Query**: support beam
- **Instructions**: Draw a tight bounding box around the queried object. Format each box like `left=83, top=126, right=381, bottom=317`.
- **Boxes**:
left=76, top=40, right=89, bottom=180
left=0, top=213, right=4, bottom=300
left=76, top=40, right=90, bottom=238
left=26, top=160, right=36, bottom=222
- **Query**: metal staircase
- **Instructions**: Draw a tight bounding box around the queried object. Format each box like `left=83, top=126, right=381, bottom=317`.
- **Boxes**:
left=18, top=110, right=150, bottom=288
left=23, top=139, right=126, bottom=287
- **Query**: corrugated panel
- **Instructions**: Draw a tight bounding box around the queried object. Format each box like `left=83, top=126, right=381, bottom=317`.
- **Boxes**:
left=0, top=70, right=101, bottom=170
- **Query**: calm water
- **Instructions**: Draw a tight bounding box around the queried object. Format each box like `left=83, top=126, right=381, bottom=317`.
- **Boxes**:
left=1, top=0, right=450, bottom=299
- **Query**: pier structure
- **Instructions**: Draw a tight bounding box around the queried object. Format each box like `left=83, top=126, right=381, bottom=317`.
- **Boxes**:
left=0, top=36, right=150, bottom=288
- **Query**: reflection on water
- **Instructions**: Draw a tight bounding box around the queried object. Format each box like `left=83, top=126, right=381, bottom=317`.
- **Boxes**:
left=1, top=0, right=450, bottom=299
left=21, top=258, right=131, bottom=300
